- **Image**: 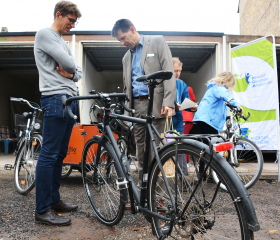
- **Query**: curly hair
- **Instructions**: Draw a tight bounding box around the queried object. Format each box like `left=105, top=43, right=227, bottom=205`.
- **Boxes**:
left=111, top=19, right=136, bottom=37
left=54, top=1, right=82, bottom=19
left=208, top=71, right=236, bottom=89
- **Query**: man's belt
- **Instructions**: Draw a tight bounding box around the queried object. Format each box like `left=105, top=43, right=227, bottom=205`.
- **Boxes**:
left=133, top=95, right=149, bottom=99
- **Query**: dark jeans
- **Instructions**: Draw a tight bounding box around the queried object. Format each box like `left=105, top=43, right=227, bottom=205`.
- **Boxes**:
left=35, top=94, right=76, bottom=214
left=194, top=121, right=218, bottom=173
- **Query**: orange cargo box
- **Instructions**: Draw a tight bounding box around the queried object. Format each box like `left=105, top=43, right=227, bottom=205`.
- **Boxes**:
left=63, top=123, right=117, bottom=166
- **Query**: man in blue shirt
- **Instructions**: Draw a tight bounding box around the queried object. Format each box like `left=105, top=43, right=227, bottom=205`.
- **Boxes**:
left=112, top=19, right=176, bottom=207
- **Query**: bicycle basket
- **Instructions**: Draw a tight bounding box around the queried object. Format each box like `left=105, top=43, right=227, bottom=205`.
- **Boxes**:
left=15, top=114, right=42, bottom=128
left=109, top=118, right=133, bottom=136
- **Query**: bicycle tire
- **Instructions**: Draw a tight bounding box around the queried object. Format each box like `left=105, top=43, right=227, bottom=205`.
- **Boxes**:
left=118, top=137, right=128, bottom=155
left=14, top=134, right=42, bottom=195
left=148, top=143, right=253, bottom=240
left=61, top=165, right=72, bottom=179
left=81, top=138, right=125, bottom=226
left=213, top=138, right=263, bottom=190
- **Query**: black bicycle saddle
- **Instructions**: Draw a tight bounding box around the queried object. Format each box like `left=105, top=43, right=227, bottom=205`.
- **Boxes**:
left=136, top=70, right=173, bottom=82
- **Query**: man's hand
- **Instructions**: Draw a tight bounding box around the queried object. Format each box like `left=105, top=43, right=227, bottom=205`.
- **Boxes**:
left=56, top=65, right=74, bottom=79
left=161, top=106, right=174, bottom=118
left=190, top=105, right=198, bottom=111
left=176, top=103, right=181, bottom=109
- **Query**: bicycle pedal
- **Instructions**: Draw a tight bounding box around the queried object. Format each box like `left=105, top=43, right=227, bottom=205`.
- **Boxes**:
left=4, top=164, right=14, bottom=170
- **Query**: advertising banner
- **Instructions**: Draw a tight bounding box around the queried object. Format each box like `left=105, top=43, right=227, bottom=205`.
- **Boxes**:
left=231, top=37, right=279, bottom=150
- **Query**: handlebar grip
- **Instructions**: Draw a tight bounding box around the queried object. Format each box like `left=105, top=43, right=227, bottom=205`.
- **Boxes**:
left=10, top=97, right=25, bottom=102
left=61, top=95, right=67, bottom=106
left=242, top=112, right=251, bottom=121
left=61, top=96, right=77, bottom=120
left=67, top=105, right=77, bottom=120
left=120, top=99, right=135, bottom=113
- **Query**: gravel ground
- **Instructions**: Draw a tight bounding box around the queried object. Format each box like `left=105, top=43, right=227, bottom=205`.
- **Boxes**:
left=0, top=170, right=279, bottom=240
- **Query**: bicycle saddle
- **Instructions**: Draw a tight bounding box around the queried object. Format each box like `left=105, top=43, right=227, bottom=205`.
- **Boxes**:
left=136, top=70, right=173, bottom=82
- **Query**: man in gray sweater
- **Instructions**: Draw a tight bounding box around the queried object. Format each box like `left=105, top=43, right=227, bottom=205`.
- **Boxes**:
left=34, top=1, right=82, bottom=226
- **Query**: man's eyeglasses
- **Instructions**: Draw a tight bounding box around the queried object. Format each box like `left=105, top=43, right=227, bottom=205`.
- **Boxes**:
left=65, top=15, right=78, bottom=25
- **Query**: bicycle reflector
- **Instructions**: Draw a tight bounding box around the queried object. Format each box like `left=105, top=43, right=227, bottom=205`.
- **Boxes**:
left=213, top=142, right=233, bottom=152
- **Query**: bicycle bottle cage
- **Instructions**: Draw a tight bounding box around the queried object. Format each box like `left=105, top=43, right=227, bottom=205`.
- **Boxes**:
left=109, top=118, right=133, bottom=136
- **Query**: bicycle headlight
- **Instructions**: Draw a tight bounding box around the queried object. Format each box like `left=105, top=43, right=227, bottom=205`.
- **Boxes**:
left=34, top=123, right=41, bottom=130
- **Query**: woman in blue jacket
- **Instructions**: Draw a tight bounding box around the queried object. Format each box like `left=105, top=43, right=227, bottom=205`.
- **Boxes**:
left=193, top=71, right=242, bottom=175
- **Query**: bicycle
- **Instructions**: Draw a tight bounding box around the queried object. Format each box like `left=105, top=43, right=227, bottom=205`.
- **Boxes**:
left=91, top=97, right=138, bottom=174
left=5, top=97, right=42, bottom=195
left=62, top=71, right=259, bottom=239
left=212, top=99, right=264, bottom=190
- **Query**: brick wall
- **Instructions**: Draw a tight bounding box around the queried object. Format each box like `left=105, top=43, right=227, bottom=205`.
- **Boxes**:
left=240, top=0, right=280, bottom=36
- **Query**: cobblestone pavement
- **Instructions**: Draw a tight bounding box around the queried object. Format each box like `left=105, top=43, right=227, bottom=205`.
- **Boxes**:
left=0, top=170, right=279, bottom=239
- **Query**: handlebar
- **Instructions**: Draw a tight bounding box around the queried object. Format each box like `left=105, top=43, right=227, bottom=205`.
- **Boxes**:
left=10, top=97, right=42, bottom=112
left=62, top=92, right=135, bottom=120
left=61, top=95, right=77, bottom=120
left=240, top=112, right=251, bottom=121
left=225, top=101, right=251, bottom=121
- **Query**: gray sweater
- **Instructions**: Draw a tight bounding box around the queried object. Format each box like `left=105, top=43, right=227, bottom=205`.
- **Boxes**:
left=34, top=28, right=82, bottom=96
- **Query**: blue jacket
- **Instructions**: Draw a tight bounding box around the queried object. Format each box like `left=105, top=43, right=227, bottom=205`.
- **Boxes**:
left=193, top=81, right=240, bottom=132
left=172, top=79, right=189, bottom=132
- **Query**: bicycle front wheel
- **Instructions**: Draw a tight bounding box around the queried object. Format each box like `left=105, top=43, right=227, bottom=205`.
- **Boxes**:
left=148, top=143, right=253, bottom=240
left=61, top=165, right=72, bottom=179
left=81, top=138, right=125, bottom=226
left=14, top=134, right=42, bottom=195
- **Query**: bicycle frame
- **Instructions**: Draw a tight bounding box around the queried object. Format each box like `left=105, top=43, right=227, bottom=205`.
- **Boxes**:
left=96, top=85, right=175, bottom=221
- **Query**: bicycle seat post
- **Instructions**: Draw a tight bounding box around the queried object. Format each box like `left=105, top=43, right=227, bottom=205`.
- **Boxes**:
left=140, top=81, right=156, bottom=207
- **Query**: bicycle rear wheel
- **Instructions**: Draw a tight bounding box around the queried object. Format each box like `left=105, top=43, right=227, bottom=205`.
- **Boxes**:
left=148, top=143, right=253, bottom=239
left=213, top=138, right=263, bottom=190
left=14, top=134, right=42, bottom=195
left=81, top=138, right=125, bottom=226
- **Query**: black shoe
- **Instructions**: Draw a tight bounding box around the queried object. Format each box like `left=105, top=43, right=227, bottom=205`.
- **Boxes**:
left=51, top=200, right=78, bottom=212
left=35, top=209, right=71, bottom=226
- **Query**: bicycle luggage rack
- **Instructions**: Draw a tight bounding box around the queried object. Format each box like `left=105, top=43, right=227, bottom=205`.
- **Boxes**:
left=4, top=164, right=14, bottom=170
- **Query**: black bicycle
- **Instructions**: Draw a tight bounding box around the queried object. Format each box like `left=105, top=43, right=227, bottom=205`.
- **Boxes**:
left=62, top=71, right=259, bottom=239
left=90, top=98, right=138, bottom=175
left=5, top=97, right=42, bottom=195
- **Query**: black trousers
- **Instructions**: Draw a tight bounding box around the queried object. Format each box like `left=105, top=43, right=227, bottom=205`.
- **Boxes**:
left=194, top=121, right=218, bottom=173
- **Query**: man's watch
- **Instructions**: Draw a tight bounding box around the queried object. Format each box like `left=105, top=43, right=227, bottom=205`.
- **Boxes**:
left=71, top=72, right=75, bottom=80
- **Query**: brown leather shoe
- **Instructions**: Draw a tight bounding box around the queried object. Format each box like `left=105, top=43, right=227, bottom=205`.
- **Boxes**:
left=51, top=200, right=78, bottom=212
left=35, top=209, right=71, bottom=226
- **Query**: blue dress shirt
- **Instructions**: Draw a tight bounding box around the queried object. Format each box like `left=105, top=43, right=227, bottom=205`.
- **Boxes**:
left=130, top=35, right=149, bottom=97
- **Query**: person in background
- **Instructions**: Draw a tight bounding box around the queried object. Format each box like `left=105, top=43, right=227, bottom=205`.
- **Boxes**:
left=182, top=86, right=196, bottom=167
left=34, top=1, right=82, bottom=226
left=172, top=57, right=198, bottom=186
left=193, top=71, right=242, bottom=176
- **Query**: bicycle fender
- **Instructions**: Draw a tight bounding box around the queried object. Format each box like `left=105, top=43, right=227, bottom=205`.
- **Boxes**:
left=103, top=141, right=129, bottom=203
left=92, top=135, right=102, bottom=142
left=153, top=139, right=260, bottom=232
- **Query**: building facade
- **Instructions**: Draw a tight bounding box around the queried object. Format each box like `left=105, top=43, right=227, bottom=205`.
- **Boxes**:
left=239, top=0, right=280, bottom=36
